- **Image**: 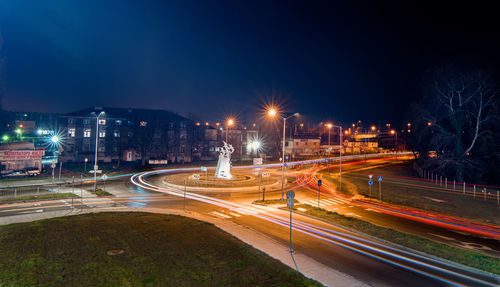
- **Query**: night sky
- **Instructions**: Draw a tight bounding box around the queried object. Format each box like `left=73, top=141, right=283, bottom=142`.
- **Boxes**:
left=0, top=1, right=498, bottom=124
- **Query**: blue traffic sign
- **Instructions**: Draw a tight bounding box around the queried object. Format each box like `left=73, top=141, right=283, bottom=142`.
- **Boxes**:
left=318, top=179, right=322, bottom=186
left=325, top=158, right=329, bottom=162
left=284, top=163, right=287, bottom=167
left=368, top=180, right=374, bottom=186
left=378, top=176, right=383, bottom=182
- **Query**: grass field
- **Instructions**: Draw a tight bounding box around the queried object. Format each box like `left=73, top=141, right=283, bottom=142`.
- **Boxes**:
left=0, top=212, right=320, bottom=287
left=0, top=193, right=78, bottom=203
left=295, top=204, right=500, bottom=275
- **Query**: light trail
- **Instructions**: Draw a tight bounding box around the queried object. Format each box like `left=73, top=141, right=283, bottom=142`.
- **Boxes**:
left=130, top=167, right=497, bottom=287
left=305, top=166, right=500, bottom=239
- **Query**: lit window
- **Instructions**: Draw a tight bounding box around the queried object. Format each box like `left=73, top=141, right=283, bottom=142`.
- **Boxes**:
left=99, top=131, right=106, bottom=138
left=68, top=118, right=74, bottom=124
left=114, top=130, right=120, bottom=138
left=84, top=129, right=91, bottom=137
left=68, top=128, right=75, bottom=137
left=83, top=119, right=90, bottom=125
left=140, top=121, right=147, bottom=127
left=115, top=120, right=122, bottom=125
left=98, top=119, right=106, bottom=125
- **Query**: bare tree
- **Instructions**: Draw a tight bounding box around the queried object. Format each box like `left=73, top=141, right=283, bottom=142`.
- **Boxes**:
left=416, top=67, right=497, bottom=182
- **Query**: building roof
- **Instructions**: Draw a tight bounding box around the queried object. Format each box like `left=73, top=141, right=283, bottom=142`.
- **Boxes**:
left=0, top=141, right=35, bottom=150
left=63, top=107, right=191, bottom=122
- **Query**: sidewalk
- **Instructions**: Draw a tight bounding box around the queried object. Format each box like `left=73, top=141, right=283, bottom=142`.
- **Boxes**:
left=0, top=206, right=367, bottom=287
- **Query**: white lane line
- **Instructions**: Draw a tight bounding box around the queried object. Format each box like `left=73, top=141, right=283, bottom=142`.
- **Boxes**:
left=297, top=207, right=307, bottom=212
left=322, top=199, right=338, bottom=205
left=19, top=209, right=44, bottom=214
left=211, top=211, right=231, bottom=219
left=345, top=212, right=362, bottom=218
left=229, top=212, right=241, bottom=217
left=326, top=198, right=344, bottom=204
left=365, top=208, right=381, bottom=213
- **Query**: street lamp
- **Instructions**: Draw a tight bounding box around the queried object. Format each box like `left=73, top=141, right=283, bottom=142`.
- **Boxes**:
left=326, top=123, right=333, bottom=146
left=268, top=108, right=299, bottom=202
left=91, top=111, right=105, bottom=193
left=390, top=129, right=398, bottom=160
left=226, top=118, right=234, bottom=143
left=329, top=124, right=343, bottom=193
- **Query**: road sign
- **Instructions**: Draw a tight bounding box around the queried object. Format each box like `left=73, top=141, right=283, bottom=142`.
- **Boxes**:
left=287, top=197, right=294, bottom=208
left=51, top=163, right=56, bottom=168
left=193, top=174, right=200, bottom=180
left=200, top=166, right=207, bottom=172
left=368, top=174, right=373, bottom=179
left=284, top=163, right=287, bottom=167
left=368, top=180, right=374, bottom=186
left=102, top=174, right=108, bottom=181
left=285, top=155, right=289, bottom=160
left=263, top=172, right=271, bottom=177
left=286, top=190, right=295, bottom=200
left=325, top=158, right=329, bottom=162
left=318, top=179, right=322, bottom=187
left=378, top=176, right=383, bottom=182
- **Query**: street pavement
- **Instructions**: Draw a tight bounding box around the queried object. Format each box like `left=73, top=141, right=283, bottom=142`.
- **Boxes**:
left=1, top=154, right=499, bottom=286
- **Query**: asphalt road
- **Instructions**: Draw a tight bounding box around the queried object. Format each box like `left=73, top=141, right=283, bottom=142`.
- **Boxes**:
left=1, top=154, right=499, bottom=286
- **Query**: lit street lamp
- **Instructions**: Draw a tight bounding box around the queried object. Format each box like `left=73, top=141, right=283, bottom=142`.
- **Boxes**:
left=91, top=111, right=105, bottom=193
left=326, top=123, right=332, bottom=146
left=390, top=129, right=398, bottom=160
left=226, top=118, right=234, bottom=143
left=329, top=124, right=343, bottom=193
left=268, top=108, right=299, bottom=202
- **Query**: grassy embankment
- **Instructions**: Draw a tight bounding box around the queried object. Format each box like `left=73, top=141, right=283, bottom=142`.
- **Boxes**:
left=0, top=193, right=78, bottom=203
left=0, top=212, right=320, bottom=287
left=295, top=204, right=500, bottom=275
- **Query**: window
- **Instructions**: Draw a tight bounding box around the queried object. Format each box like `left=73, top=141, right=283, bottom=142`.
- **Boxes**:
left=114, top=130, right=120, bottom=138
left=83, top=119, right=90, bottom=125
left=128, top=131, right=133, bottom=137
left=115, top=120, right=122, bottom=125
left=68, top=128, right=75, bottom=137
left=180, top=122, right=186, bottom=128
left=84, top=129, right=91, bottom=137
left=68, top=118, right=74, bottom=124
left=98, top=146, right=105, bottom=152
left=99, top=131, right=106, bottom=138
left=140, top=121, right=147, bottom=127
left=98, top=119, right=106, bottom=125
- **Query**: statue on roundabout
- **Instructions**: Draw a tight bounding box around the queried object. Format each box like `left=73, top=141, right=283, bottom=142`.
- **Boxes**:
left=215, top=141, right=234, bottom=179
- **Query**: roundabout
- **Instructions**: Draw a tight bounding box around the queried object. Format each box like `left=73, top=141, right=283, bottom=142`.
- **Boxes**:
left=161, top=169, right=280, bottom=192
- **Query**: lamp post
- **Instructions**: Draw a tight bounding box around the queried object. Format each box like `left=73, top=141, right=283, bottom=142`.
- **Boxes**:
left=268, top=108, right=299, bottom=202
left=330, top=124, right=343, bottom=194
left=91, top=111, right=105, bottom=193
left=326, top=123, right=332, bottom=146
left=390, top=129, right=397, bottom=160
left=226, top=118, right=234, bottom=143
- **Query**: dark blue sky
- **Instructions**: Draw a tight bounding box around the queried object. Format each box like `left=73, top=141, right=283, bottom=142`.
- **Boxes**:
left=1, top=1, right=498, bottom=124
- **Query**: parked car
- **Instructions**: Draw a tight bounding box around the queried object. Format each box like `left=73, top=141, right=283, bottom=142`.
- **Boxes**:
left=26, top=167, right=41, bottom=177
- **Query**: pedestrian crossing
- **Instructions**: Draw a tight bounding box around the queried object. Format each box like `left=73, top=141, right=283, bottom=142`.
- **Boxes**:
left=305, top=197, right=345, bottom=206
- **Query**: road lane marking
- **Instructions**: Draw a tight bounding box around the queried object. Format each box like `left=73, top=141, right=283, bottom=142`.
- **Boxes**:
left=346, top=212, right=362, bottom=218
left=323, top=199, right=339, bottom=205
left=211, top=211, right=231, bottom=219
left=229, top=212, right=241, bottom=217
left=19, top=209, right=44, bottom=214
